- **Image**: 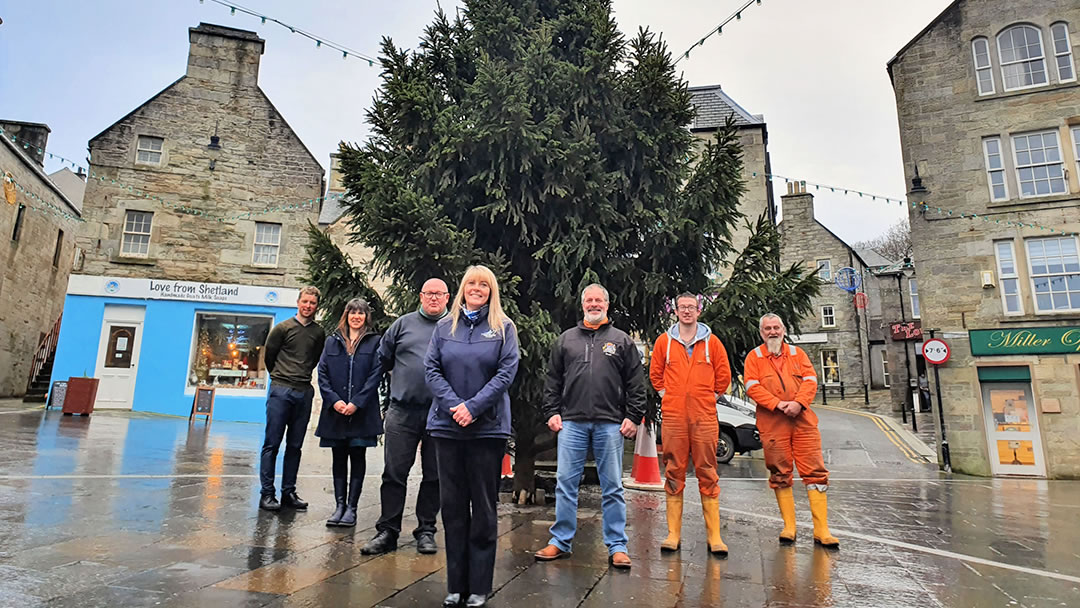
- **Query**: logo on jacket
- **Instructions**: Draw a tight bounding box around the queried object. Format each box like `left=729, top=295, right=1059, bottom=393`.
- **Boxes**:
left=482, top=329, right=498, bottom=339
left=602, top=342, right=617, bottom=356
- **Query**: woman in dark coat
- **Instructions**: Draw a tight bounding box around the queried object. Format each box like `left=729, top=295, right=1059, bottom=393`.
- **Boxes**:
left=425, top=265, right=519, bottom=608
left=316, top=298, right=383, bottom=527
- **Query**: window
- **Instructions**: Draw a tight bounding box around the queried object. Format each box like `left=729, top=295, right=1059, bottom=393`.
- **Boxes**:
left=995, top=241, right=1024, bottom=315
left=1026, top=237, right=1080, bottom=312
left=1072, top=126, right=1080, bottom=178
left=983, top=138, right=1009, bottom=201
left=998, top=25, right=1048, bottom=91
left=136, top=136, right=163, bottom=164
left=909, top=279, right=920, bottom=319
left=252, top=222, right=281, bottom=267
left=817, top=259, right=831, bottom=281
left=52, top=229, right=63, bottom=267
left=121, top=210, right=152, bottom=257
left=881, top=352, right=891, bottom=388
left=1012, top=131, right=1066, bottom=197
left=972, top=37, right=995, bottom=95
left=1051, top=23, right=1075, bottom=82
left=820, top=350, right=840, bottom=384
left=11, top=204, right=25, bottom=241
left=821, top=306, right=836, bottom=328
left=188, top=313, right=273, bottom=391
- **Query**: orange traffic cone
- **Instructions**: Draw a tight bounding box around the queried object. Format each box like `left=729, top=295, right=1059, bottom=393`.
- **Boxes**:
left=623, top=421, right=664, bottom=491
left=501, top=453, right=513, bottom=478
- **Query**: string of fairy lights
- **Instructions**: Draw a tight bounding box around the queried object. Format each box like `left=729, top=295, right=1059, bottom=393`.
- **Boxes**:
left=676, top=0, right=763, bottom=63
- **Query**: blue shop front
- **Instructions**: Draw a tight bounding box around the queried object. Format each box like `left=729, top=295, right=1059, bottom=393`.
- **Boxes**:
left=51, top=275, right=301, bottom=422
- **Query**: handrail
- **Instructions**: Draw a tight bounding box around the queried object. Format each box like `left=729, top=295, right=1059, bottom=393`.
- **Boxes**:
left=26, top=313, right=62, bottom=394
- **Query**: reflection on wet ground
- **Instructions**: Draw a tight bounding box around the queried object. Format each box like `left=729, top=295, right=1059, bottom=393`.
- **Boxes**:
left=0, top=405, right=1077, bottom=607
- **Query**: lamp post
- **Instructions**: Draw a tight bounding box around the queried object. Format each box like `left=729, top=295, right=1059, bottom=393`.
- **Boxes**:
left=895, top=262, right=917, bottom=433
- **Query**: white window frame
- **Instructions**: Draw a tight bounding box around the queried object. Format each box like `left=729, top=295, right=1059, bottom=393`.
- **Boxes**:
left=1051, top=22, right=1076, bottom=83
left=983, top=137, right=1009, bottom=202
left=972, top=37, right=995, bottom=95
left=1025, top=236, right=1080, bottom=314
left=995, top=240, right=1024, bottom=316
left=136, top=136, right=164, bottom=165
left=997, top=24, right=1049, bottom=92
left=820, top=349, right=840, bottom=385
left=186, top=312, right=275, bottom=396
left=821, top=305, right=836, bottom=328
left=121, top=210, right=152, bottom=258
left=880, top=351, right=891, bottom=388
left=252, top=222, right=282, bottom=267
left=1071, top=126, right=1080, bottom=180
left=1011, top=130, right=1067, bottom=198
left=817, top=259, right=831, bottom=281
left=909, top=279, right=921, bottom=319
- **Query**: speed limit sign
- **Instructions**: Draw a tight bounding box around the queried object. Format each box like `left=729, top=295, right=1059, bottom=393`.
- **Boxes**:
left=923, top=338, right=950, bottom=365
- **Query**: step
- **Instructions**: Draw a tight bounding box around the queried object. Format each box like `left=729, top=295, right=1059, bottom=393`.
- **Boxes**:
left=22, top=394, right=47, bottom=403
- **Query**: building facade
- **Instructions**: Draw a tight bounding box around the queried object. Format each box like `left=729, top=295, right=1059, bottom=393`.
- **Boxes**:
left=0, top=121, right=81, bottom=398
left=51, top=23, right=324, bottom=422
left=890, top=0, right=1080, bottom=477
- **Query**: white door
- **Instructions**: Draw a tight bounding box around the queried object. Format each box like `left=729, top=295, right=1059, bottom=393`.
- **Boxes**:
left=94, top=305, right=146, bottom=409
left=982, top=382, right=1046, bottom=477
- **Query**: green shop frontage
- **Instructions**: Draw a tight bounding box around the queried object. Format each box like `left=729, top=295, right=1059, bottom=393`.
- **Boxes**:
left=966, top=327, right=1080, bottom=478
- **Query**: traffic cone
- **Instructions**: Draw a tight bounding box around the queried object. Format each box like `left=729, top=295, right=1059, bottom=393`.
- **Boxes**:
left=623, top=421, right=664, bottom=491
left=501, top=453, right=513, bottom=478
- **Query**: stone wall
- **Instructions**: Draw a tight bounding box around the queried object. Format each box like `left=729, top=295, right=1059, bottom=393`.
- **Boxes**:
left=0, top=139, right=78, bottom=396
left=890, top=0, right=1080, bottom=477
left=76, top=23, right=324, bottom=289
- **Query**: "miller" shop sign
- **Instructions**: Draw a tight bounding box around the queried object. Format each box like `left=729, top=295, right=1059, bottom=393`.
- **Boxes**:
left=969, top=327, right=1080, bottom=356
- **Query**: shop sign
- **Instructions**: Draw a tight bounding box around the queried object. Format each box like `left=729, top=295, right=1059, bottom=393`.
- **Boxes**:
left=970, top=327, right=1080, bottom=356
left=67, top=275, right=299, bottom=307
left=890, top=320, right=922, bottom=341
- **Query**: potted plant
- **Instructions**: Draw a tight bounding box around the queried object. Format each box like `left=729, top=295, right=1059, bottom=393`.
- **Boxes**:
left=63, top=371, right=99, bottom=416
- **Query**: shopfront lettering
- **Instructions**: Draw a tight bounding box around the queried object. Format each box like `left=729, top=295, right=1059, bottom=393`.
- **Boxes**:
left=970, top=327, right=1080, bottom=356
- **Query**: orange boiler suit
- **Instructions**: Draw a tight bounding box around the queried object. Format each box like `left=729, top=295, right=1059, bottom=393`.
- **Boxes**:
left=649, top=330, right=731, bottom=498
left=743, top=343, right=828, bottom=489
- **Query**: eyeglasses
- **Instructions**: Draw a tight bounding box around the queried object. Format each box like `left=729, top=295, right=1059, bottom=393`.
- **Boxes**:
left=420, top=291, right=449, bottom=298
left=676, top=305, right=698, bottom=312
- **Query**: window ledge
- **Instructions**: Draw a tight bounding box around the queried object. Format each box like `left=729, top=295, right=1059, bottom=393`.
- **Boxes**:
left=242, top=265, right=285, bottom=275
left=974, top=81, right=1079, bottom=102
left=986, top=193, right=1080, bottom=210
left=110, top=255, right=156, bottom=266
left=998, top=314, right=1080, bottom=324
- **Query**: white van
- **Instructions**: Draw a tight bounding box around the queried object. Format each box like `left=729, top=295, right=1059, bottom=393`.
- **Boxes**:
left=716, top=394, right=761, bottom=464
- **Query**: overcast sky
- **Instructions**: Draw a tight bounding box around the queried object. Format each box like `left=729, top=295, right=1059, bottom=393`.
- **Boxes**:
left=0, top=0, right=952, bottom=243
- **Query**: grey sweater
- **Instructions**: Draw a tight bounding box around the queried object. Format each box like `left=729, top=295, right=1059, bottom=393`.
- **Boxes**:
left=264, top=317, right=325, bottom=390
left=378, top=310, right=443, bottom=408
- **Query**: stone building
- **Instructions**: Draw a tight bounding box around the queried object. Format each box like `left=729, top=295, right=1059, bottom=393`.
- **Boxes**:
left=0, top=121, right=81, bottom=398
left=318, top=153, right=391, bottom=295
left=889, top=0, right=1080, bottom=478
left=51, top=23, right=324, bottom=422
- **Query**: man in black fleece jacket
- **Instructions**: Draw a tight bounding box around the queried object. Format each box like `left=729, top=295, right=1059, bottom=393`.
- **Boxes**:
left=534, top=284, right=646, bottom=570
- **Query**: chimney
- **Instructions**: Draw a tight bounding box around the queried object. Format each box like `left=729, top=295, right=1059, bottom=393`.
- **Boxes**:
left=780, top=180, right=815, bottom=225
left=0, top=120, right=51, bottom=167
left=186, top=23, right=265, bottom=87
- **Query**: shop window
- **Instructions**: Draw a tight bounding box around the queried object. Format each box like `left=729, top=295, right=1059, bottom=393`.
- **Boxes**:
left=189, top=313, right=273, bottom=391
left=820, top=349, right=840, bottom=384
left=136, top=135, right=164, bottom=165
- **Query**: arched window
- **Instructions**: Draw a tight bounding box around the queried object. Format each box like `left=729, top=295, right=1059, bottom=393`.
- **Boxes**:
left=1051, top=23, right=1075, bottom=83
left=997, top=25, right=1048, bottom=91
left=971, top=37, right=995, bottom=94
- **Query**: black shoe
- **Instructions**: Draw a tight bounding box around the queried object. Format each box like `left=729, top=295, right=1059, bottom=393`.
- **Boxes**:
left=361, top=530, right=398, bottom=555
left=466, top=594, right=487, bottom=607
left=416, top=532, right=438, bottom=554
left=259, top=495, right=280, bottom=511
left=339, top=506, right=357, bottom=527
left=442, top=593, right=461, bottom=607
left=281, top=491, right=308, bottom=510
left=326, top=502, right=347, bottom=527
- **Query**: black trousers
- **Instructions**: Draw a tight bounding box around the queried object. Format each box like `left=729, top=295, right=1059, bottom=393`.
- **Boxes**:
left=259, top=385, right=313, bottom=496
left=435, top=437, right=505, bottom=596
left=375, top=405, right=440, bottom=538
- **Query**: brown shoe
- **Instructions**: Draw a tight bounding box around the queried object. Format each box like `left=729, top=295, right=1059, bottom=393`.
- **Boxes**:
left=610, top=552, right=631, bottom=569
left=534, top=544, right=571, bottom=561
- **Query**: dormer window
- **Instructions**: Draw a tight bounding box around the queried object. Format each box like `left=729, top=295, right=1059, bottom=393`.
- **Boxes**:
left=997, top=25, right=1048, bottom=91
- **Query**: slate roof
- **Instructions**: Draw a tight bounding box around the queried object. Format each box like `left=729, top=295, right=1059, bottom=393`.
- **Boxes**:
left=318, top=193, right=348, bottom=226
left=688, top=85, right=765, bottom=131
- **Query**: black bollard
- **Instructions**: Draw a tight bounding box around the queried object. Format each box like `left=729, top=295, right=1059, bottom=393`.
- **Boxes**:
left=821, top=383, right=828, bottom=405
left=864, top=383, right=870, bottom=405
left=840, top=382, right=845, bottom=400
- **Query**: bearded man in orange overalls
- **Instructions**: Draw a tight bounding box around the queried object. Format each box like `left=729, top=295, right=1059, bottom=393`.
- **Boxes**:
left=743, top=313, right=839, bottom=548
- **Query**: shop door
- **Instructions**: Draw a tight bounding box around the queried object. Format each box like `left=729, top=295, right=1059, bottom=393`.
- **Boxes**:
left=94, top=305, right=146, bottom=409
left=981, top=382, right=1046, bottom=477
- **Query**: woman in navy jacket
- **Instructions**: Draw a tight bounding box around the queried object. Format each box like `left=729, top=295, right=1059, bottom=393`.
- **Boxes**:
left=316, top=298, right=383, bottom=528
left=425, top=265, right=519, bottom=608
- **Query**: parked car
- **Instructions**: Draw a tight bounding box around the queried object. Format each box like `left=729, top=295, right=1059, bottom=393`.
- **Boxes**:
left=716, top=394, right=761, bottom=464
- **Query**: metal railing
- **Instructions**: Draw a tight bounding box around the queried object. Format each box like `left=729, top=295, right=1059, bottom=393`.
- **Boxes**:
left=26, top=314, right=62, bottom=394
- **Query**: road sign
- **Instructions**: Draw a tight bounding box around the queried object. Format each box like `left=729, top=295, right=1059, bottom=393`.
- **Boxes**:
left=853, top=292, right=869, bottom=309
left=834, top=267, right=861, bottom=293
left=923, top=338, right=950, bottom=365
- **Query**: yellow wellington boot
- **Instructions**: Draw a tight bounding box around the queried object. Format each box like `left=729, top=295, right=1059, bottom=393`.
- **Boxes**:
left=807, top=488, right=840, bottom=549
left=700, top=496, right=728, bottom=556
left=660, top=494, right=683, bottom=551
left=774, top=487, right=797, bottom=544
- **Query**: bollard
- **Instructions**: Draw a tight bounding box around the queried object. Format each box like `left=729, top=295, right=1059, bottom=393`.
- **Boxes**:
left=821, top=383, right=828, bottom=405
left=864, top=383, right=870, bottom=405
left=840, top=381, right=845, bottom=400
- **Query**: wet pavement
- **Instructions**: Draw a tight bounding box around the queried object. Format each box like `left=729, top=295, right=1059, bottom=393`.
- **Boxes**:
left=0, top=401, right=1078, bottom=607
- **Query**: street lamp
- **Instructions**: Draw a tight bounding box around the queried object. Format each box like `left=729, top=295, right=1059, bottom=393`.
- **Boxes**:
left=895, top=259, right=917, bottom=433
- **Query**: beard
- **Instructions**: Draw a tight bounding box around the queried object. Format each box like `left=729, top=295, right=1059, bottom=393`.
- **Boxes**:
left=766, top=336, right=783, bottom=355
left=584, top=310, right=606, bottom=323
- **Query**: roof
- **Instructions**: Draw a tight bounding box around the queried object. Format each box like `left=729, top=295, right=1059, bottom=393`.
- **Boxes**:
left=886, top=0, right=962, bottom=73
left=0, top=135, right=82, bottom=217
left=189, top=22, right=264, bottom=45
left=855, top=247, right=895, bottom=268
left=688, top=85, right=765, bottom=131
left=778, top=215, right=871, bottom=269
left=318, top=193, right=348, bottom=225
left=0, top=120, right=51, bottom=132
left=47, top=168, right=86, bottom=212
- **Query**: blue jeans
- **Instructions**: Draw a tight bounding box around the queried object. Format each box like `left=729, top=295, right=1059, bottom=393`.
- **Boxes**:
left=259, top=384, right=314, bottom=496
left=549, top=420, right=628, bottom=555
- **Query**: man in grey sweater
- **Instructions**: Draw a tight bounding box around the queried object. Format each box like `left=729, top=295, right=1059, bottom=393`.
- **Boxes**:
left=259, top=286, right=326, bottom=512
left=361, top=278, right=450, bottom=555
